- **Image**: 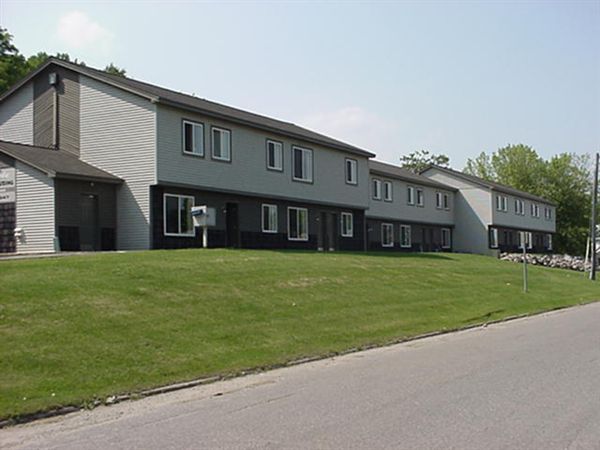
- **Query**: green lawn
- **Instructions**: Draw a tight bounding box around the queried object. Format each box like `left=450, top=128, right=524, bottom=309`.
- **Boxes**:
left=1, top=249, right=598, bottom=420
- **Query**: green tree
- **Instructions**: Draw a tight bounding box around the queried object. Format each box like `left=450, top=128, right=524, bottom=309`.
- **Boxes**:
left=104, top=63, right=126, bottom=77
left=491, top=144, right=546, bottom=196
left=464, top=151, right=495, bottom=181
left=399, top=150, right=450, bottom=173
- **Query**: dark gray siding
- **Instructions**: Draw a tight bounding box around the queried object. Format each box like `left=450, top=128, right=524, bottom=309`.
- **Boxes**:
left=33, top=67, right=80, bottom=155
left=367, top=218, right=453, bottom=252
left=0, top=155, right=15, bottom=253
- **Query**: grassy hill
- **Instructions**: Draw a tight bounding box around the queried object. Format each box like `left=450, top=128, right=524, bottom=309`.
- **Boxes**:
left=1, top=249, right=598, bottom=420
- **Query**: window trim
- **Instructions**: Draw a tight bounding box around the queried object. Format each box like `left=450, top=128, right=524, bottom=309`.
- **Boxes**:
left=436, top=191, right=443, bottom=209
left=372, top=178, right=382, bottom=200
left=211, top=126, right=232, bottom=162
left=416, top=188, right=424, bottom=207
left=400, top=224, right=411, bottom=248
left=266, top=139, right=284, bottom=172
left=163, top=193, right=196, bottom=237
left=407, top=186, right=415, bottom=205
left=381, top=223, right=394, bottom=248
left=287, top=206, right=309, bottom=241
left=292, top=146, right=314, bottom=183
left=441, top=228, right=451, bottom=249
left=182, top=119, right=205, bottom=157
left=345, top=158, right=358, bottom=185
left=383, top=181, right=393, bottom=202
left=341, top=212, right=353, bottom=237
left=261, top=203, right=278, bottom=233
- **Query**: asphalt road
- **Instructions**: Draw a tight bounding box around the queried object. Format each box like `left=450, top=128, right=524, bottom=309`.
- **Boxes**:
left=3, top=303, right=600, bottom=450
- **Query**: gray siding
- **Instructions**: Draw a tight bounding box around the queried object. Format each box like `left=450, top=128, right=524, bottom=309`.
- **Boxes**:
left=79, top=75, right=156, bottom=250
left=33, top=67, right=80, bottom=154
left=490, top=192, right=556, bottom=232
left=156, top=105, right=370, bottom=209
left=0, top=82, right=33, bottom=144
left=15, top=161, right=55, bottom=253
left=366, top=175, right=454, bottom=225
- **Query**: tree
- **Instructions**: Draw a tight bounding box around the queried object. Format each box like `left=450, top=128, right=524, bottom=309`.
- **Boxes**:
left=104, top=63, right=126, bottom=77
left=399, top=150, right=450, bottom=173
left=464, top=151, right=495, bottom=181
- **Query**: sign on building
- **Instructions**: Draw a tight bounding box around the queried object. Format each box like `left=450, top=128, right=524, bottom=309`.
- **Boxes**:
left=0, top=167, right=16, bottom=203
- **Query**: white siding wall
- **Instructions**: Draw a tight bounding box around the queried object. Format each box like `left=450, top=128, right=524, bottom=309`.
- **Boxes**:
left=79, top=76, right=156, bottom=250
left=0, top=83, right=34, bottom=144
left=15, top=161, right=55, bottom=253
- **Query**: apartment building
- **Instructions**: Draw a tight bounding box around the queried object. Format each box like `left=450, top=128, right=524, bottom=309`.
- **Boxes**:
left=366, top=161, right=455, bottom=251
left=421, top=166, right=556, bottom=255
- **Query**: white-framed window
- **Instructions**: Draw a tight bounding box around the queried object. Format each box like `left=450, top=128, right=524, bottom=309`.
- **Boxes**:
left=526, top=231, right=533, bottom=249
left=490, top=227, right=499, bottom=248
left=545, top=207, right=552, bottom=220
left=383, top=181, right=393, bottom=201
left=436, top=192, right=443, bottom=209
left=372, top=179, right=382, bottom=200
left=546, top=234, right=553, bottom=250
left=164, top=194, right=195, bottom=237
left=407, top=186, right=415, bottom=205
left=261, top=204, right=278, bottom=233
left=496, top=195, right=508, bottom=212
left=530, top=203, right=540, bottom=218
left=416, top=188, right=424, bottom=207
left=442, top=228, right=451, bottom=249
left=288, top=207, right=308, bottom=241
left=345, top=158, right=357, bottom=185
left=341, top=212, right=353, bottom=237
left=211, top=127, right=231, bottom=161
left=382, top=223, right=394, bottom=247
left=182, top=120, right=204, bottom=156
left=292, top=146, right=313, bottom=182
left=266, top=140, right=283, bottom=171
left=443, top=193, right=450, bottom=210
left=400, top=225, right=411, bottom=248
left=514, top=199, right=525, bottom=215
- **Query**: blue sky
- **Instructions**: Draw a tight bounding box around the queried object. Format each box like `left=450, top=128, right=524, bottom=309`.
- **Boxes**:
left=2, top=1, right=598, bottom=167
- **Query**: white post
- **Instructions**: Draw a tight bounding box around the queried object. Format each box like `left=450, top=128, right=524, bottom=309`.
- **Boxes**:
left=523, top=238, right=528, bottom=293
left=202, top=226, right=208, bottom=249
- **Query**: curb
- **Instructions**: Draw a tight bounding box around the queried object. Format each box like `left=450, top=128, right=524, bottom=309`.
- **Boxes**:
left=0, top=301, right=592, bottom=429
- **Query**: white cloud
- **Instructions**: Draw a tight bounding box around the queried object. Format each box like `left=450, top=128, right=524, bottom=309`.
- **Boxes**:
left=56, top=11, right=113, bottom=54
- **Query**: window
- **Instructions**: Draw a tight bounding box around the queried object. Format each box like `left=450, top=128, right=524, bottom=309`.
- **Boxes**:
left=490, top=227, right=499, bottom=248
left=288, top=207, right=308, bottom=241
left=345, top=158, right=357, bottom=185
left=530, top=203, right=540, bottom=217
left=496, top=195, right=508, bottom=212
left=372, top=179, right=382, bottom=200
left=442, top=228, right=451, bottom=249
left=383, top=181, right=393, bottom=201
left=211, top=127, right=231, bottom=161
left=443, top=193, right=450, bottom=210
left=382, top=223, right=394, bottom=247
left=514, top=199, right=524, bottom=215
left=526, top=232, right=533, bottom=249
left=266, top=140, right=283, bottom=171
left=400, top=225, right=411, bottom=248
left=545, top=207, right=552, bottom=220
left=546, top=234, right=553, bottom=251
left=407, top=186, right=415, bottom=205
left=262, top=204, right=278, bottom=233
left=436, top=192, right=443, bottom=209
left=416, top=188, right=424, bottom=207
left=164, top=194, right=195, bottom=237
left=292, top=146, right=313, bottom=182
left=183, top=120, right=204, bottom=156
left=341, top=212, right=353, bottom=237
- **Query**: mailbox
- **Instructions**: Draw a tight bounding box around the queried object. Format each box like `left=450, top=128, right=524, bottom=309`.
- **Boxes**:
left=191, top=206, right=216, bottom=227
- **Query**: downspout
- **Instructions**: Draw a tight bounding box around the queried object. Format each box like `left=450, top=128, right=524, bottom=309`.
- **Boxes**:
left=49, top=72, right=59, bottom=149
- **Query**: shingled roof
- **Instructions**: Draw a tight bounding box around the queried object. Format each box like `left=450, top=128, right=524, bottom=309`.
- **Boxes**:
left=369, top=160, right=457, bottom=191
left=0, top=140, right=122, bottom=183
left=0, top=58, right=374, bottom=158
left=422, top=165, right=556, bottom=205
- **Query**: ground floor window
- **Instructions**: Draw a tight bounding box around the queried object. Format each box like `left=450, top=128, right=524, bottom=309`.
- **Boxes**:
left=441, top=228, right=451, bottom=249
left=288, top=207, right=308, bottom=241
left=400, top=225, right=411, bottom=248
left=164, top=194, right=195, bottom=237
left=490, top=227, right=498, bottom=248
left=262, top=204, right=278, bottom=233
left=382, top=223, right=394, bottom=247
left=546, top=233, right=553, bottom=250
left=341, top=212, right=353, bottom=237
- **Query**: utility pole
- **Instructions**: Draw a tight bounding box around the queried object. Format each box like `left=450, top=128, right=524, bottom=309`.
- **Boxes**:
left=590, top=153, right=599, bottom=281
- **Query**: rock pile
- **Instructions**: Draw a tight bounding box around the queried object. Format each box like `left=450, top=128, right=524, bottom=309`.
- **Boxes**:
left=499, top=253, right=590, bottom=272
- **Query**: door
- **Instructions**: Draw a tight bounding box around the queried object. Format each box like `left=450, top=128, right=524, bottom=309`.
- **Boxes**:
left=318, top=212, right=337, bottom=251
left=226, top=202, right=240, bottom=248
left=80, top=194, right=99, bottom=251
left=422, top=227, right=434, bottom=251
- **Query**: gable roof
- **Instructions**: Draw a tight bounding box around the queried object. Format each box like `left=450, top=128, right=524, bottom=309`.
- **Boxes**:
left=0, top=58, right=374, bottom=158
left=369, top=160, right=457, bottom=191
left=421, top=165, right=556, bottom=205
left=0, top=140, right=122, bottom=184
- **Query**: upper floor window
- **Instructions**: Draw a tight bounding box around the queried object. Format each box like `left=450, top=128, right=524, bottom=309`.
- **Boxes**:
left=545, top=207, right=552, bottom=220
left=383, top=181, right=393, bottom=201
left=292, top=146, right=313, bottom=182
left=341, top=212, right=353, bottom=237
left=164, top=194, right=195, bottom=237
left=262, top=204, right=278, bottom=233
left=345, top=158, right=357, bottom=185
left=514, top=199, right=525, bottom=215
left=266, top=140, right=283, bottom=171
left=443, top=193, right=450, bottom=210
left=496, top=195, right=508, bottom=212
left=212, top=127, right=231, bottom=161
left=416, top=188, right=424, bottom=207
left=372, top=179, right=382, bottom=200
left=436, top=192, right=443, bottom=209
left=183, top=120, right=204, bottom=156
left=407, top=186, right=415, bottom=205
left=530, top=203, right=540, bottom=218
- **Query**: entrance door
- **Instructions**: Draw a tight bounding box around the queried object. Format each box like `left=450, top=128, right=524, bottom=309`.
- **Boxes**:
left=422, top=227, right=434, bottom=252
left=226, top=202, right=240, bottom=248
left=318, top=212, right=337, bottom=251
left=80, top=194, right=99, bottom=251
